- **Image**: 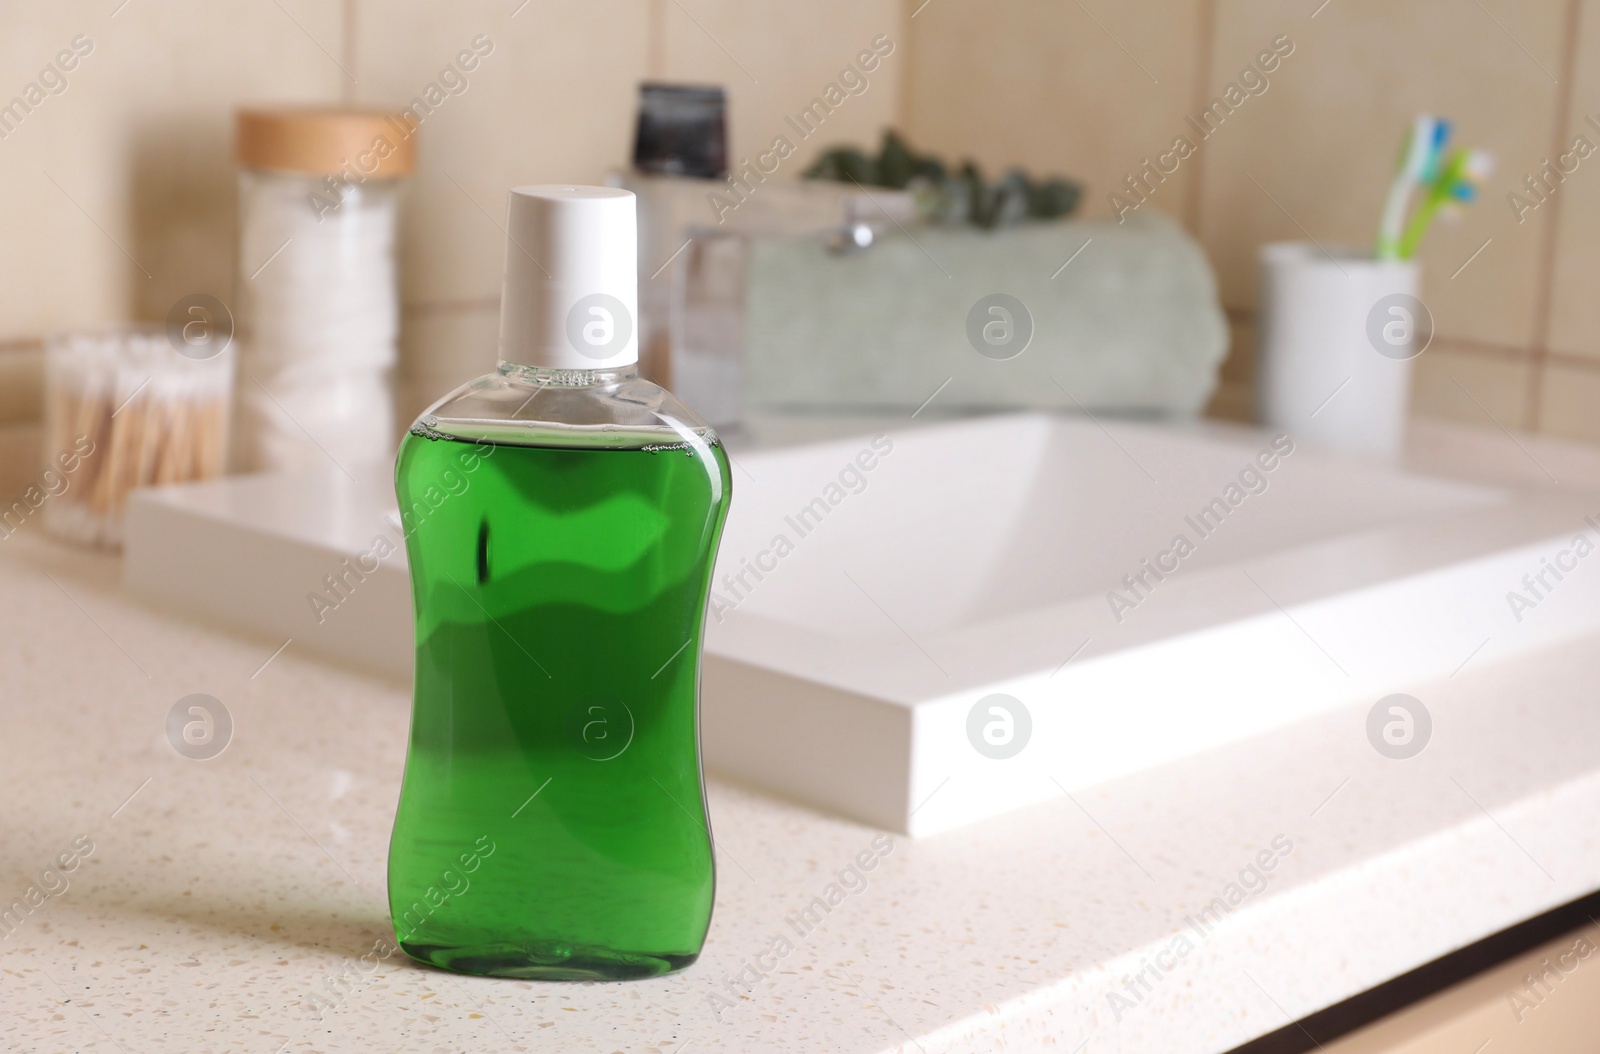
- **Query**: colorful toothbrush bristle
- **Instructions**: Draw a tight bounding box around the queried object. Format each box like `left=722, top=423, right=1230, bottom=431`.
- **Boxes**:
left=1423, top=119, right=1451, bottom=180
left=1376, top=114, right=1452, bottom=260
left=1396, top=143, right=1494, bottom=256
left=1461, top=148, right=1493, bottom=183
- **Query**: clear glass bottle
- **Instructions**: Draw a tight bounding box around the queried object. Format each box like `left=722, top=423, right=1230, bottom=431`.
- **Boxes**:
left=387, top=187, right=731, bottom=980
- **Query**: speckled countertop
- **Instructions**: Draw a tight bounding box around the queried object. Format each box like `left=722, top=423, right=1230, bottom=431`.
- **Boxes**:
left=4, top=420, right=1600, bottom=1054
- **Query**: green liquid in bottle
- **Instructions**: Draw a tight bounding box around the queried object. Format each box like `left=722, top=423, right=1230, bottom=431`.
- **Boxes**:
left=387, top=425, right=731, bottom=979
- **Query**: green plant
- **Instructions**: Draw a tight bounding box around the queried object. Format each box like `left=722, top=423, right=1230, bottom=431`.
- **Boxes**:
left=805, top=130, right=1080, bottom=229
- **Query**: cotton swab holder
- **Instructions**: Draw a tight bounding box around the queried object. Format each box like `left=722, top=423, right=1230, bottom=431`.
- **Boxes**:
left=1255, top=243, right=1424, bottom=458
left=42, top=326, right=233, bottom=548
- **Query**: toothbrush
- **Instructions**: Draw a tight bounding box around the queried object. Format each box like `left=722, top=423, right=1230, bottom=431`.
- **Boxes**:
left=1374, top=115, right=1449, bottom=261
left=1397, top=147, right=1494, bottom=259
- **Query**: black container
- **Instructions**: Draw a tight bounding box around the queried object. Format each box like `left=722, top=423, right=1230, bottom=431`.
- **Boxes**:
left=632, top=82, right=728, bottom=179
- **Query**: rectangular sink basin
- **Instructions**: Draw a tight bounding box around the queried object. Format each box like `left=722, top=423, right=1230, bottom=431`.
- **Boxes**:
left=700, top=413, right=1600, bottom=833
left=125, top=413, right=1600, bottom=835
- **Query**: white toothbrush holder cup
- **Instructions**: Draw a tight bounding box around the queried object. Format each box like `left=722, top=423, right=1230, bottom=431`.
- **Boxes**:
left=1255, top=243, right=1427, bottom=458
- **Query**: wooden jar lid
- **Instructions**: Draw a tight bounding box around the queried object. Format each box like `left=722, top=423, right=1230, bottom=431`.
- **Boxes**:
left=235, top=107, right=416, bottom=178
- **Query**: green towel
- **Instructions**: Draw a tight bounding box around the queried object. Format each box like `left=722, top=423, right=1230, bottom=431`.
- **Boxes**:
left=744, top=212, right=1227, bottom=416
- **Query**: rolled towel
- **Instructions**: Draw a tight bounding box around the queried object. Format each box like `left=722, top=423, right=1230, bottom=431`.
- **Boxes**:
left=744, top=211, right=1228, bottom=416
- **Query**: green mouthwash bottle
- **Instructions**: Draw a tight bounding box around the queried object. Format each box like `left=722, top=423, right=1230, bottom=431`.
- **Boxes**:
left=388, top=186, right=731, bottom=980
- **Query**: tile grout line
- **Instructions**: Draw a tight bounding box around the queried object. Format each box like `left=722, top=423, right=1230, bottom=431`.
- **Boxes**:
left=1221, top=308, right=1542, bottom=364
left=648, top=0, right=667, bottom=79
left=402, top=297, right=501, bottom=317
left=341, top=0, right=360, bottom=103
left=1541, top=347, right=1600, bottom=372
left=1522, top=0, right=1585, bottom=431
left=1398, top=334, right=1533, bottom=364
left=1221, top=307, right=1600, bottom=372
left=897, top=0, right=916, bottom=134
left=1181, top=0, right=1219, bottom=235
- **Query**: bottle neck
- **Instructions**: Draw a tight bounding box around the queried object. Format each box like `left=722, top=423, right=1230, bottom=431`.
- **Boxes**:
left=497, top=361, right=639, bottom=388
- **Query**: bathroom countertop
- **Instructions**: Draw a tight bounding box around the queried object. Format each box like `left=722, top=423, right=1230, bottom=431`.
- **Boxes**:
left=4, top=418, right=1600, bottom=1054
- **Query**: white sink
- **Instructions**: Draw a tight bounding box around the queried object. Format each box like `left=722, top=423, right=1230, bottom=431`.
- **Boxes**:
left=125, top=412, right=1600, bottom=835
left=701, top=413, right=1600, bottom=834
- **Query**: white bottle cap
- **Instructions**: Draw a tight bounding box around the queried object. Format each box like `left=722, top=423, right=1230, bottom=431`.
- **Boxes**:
left=498, top=185, right=638, bottom=370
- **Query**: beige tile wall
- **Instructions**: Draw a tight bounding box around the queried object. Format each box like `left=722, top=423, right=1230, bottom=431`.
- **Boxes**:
left=352, top=0, right=652, bottom=412
left=0, top=0, right=341, bottom=340
left=661, top=0, right=906, bottom=169
left=380, top=0, right=905, bottom=416
left=1, top=0, right=1594, bottom=446
left=906, top=0, right=1598, bottom=443
left=0, top=0, right=904, bottom=426
left=902, top=0, right=1210, bottom=228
